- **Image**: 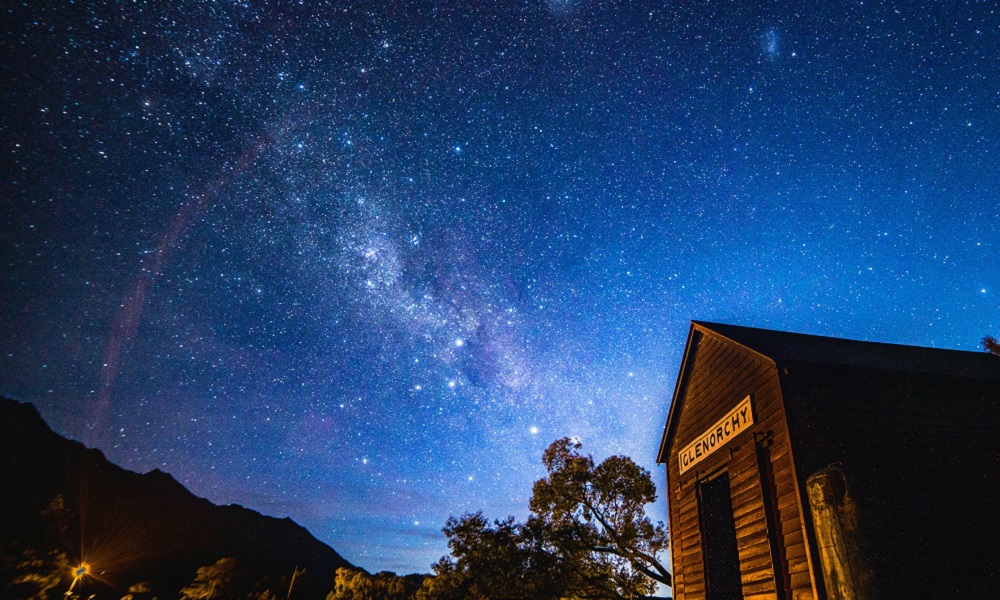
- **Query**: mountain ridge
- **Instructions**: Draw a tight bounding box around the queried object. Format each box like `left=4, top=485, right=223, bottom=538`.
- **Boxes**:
left=0, top=396, right=354, bottom=599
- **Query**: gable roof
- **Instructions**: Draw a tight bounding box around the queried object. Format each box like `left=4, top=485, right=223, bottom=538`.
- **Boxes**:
left=657, top=321, right=1000, bottom=463
left=693, top=321, right=1000, bottom=381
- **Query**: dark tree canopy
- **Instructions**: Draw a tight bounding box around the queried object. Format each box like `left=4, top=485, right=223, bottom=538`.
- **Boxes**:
left=530, top=438, right=671, bottom=596
left=329, top=568, right=426, bottom=600
left=424, top=438, right=670, bottom=600
left=417, top=513, right=567, bottom=600
left=983, top=335, right=1000, bottom=356
left=179, top=557, right=245, bottom=600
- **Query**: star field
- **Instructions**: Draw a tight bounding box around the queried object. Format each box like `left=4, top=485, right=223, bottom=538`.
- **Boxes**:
left=3, top=0, right=998, bottom=576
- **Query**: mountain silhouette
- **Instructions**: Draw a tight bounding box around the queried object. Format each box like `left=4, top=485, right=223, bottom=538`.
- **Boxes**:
left=0, top=397, right=354, bottom=598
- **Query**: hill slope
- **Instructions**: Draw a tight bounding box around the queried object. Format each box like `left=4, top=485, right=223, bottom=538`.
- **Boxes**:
left=0, top=397, right=354, bottom=599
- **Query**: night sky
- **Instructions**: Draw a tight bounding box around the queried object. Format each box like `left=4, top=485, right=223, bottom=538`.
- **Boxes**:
left=3, top=0, right=998, bottom=578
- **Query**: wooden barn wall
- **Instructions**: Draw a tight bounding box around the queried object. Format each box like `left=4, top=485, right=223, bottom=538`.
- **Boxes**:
left=665, top=332, right=814, bottom=600
left=780, top=364, right=1000, bottom=598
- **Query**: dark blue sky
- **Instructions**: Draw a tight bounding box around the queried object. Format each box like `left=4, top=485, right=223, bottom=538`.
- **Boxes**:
left=3, top=0, right=997, bottom=576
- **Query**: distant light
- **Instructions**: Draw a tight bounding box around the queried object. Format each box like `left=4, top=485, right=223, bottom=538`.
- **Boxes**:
left=69, top=563, right=90, bottom=592
left=448, top=380, right=457, bottom=388
left=455, top=339, right=464, bottom=347
left=530, top=426, right=539, bottom=435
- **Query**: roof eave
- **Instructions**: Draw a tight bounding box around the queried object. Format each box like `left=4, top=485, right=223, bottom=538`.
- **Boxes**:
left=657, top=321, right=779, bottom=464
left=656, top=323, right=698, bottom=464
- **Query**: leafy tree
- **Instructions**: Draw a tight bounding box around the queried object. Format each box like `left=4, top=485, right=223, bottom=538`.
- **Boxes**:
left=180, top=557, right=245, bottom=600
left=329, top=567, right=426, bottom=600
left=424, top=438, right=670, bottom=600
left=413, top=561, right=462, bottom=600
left=3, top=546, right=71, bottom=600
left=417, top=512, right=566, bottom=600
left=120, top=581, right=154, bottom=600
left=983, top=335, right=1000, bottom=356
left=530, top=438, right=670, bottom=598
left=373, top=571, right=425, bottom=600
left=1, top=496, right=73, bottom=600
left=329, top=568, right=373, bottom=600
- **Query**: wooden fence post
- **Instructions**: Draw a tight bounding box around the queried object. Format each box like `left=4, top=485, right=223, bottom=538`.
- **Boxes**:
left=806, top=464, right=876, bottom=600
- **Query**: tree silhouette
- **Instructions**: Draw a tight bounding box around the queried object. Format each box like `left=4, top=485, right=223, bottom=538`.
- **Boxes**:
left=3, top=546, right=70, bottom=600
left=1, top=496, right=73, bottom=600
left=180, top=557, right=244, bottom=600
left=417, top=512, right=567, bottom=600
left=329, top=567, right=426, bottom=600
left=983, top=335, right=1000, bottom=356
left=530, top=437, right=671, bottom=597
left=423, top=438, right=670, bottom=600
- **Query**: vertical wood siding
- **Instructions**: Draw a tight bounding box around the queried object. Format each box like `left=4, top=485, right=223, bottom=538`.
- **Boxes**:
left=665, top=331, right=815, bottom=600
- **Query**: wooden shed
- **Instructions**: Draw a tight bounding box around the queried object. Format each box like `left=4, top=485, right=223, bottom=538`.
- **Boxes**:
left=656, top=321, right=1000, bottom=600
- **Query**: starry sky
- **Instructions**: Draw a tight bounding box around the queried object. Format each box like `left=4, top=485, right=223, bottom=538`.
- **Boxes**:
left=3, top=0, right=998, bottom=578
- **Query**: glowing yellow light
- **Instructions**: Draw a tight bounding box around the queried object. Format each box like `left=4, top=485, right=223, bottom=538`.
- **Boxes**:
left=68, top=563, right=91, bottom=593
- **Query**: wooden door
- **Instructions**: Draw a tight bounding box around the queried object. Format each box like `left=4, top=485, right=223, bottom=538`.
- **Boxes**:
left=699, top=471, right=743, bottom=600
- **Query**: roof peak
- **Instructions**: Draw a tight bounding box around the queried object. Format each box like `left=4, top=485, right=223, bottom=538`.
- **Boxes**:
left=691, top=321, right=1000, bottom=380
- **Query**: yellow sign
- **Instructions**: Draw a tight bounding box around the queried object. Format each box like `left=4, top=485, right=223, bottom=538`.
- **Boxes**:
left=678, top=395, right=753, bottom=474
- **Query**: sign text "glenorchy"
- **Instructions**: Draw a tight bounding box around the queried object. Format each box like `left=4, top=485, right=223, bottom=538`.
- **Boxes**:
left=679, top=395, right=753, bottom=474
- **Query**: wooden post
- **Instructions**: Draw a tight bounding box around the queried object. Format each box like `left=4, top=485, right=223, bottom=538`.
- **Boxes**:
left=806, top=464, right=876, bottom=600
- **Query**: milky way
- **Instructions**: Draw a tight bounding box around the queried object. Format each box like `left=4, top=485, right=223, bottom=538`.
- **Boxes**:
left=3, top=0, right=998, bottom=576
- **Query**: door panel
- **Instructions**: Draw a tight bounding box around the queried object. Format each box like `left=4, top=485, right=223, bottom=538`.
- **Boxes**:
left=699, top=472, right=742, bottom=600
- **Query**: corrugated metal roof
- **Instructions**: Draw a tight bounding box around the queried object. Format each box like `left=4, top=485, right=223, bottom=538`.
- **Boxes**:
left=694, top=321, right=1000, bottom=381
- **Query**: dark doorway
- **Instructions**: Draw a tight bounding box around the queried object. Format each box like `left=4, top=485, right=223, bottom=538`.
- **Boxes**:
left=699, top=471, right=742, bottom=600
